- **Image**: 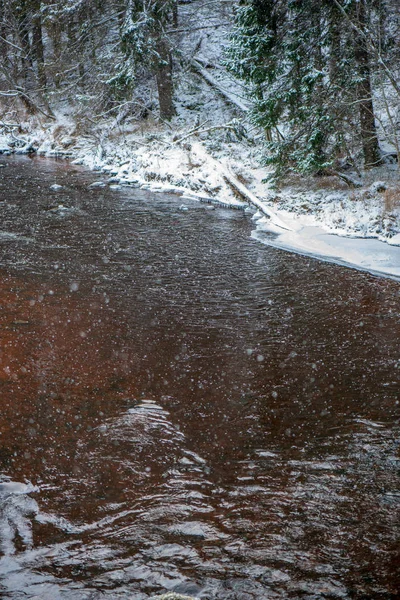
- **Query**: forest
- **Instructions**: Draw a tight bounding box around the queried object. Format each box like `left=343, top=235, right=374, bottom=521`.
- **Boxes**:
left=1, top=1, right=399, bottom=167
left=0, top=5, right=400, bottom=598
left=0, top=1, right=400, bottom=244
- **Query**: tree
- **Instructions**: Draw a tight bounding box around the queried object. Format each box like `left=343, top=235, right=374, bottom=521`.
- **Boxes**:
left=225, top=0, right=387, bottom=179
left=0, top=0, right=45, bottom=113
left=120, top=0, right=176, bottom=120
left=352, top=0, right=381, bottom=167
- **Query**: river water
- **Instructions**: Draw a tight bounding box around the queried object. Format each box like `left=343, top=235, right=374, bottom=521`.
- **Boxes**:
left=0, top=156, right=399, bottom=599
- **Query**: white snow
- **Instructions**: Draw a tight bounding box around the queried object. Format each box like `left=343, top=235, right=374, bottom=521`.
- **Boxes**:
left=150, top=595, right=199, bottom=600
left=0, top=134, right=11, bottom=153
left=2, top=120, right=399, bottom=279
left=88, top=181, right=106, bottom=189
left=253, top=215, right=400, bottom=280
left=0, top=0, right=399, bottom=282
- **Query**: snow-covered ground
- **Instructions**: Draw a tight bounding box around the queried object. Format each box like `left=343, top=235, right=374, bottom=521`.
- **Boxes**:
left=251, top=182, right=400, bottom=280
left=1, top=119, right=400, bottom=281
left=1, top=0, right=399, bottom=283
left=252, top=213, right=400, bottom=281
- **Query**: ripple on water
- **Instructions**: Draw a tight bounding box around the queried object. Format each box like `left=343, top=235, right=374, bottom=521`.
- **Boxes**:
left=0, top=156, right=399, bottom=599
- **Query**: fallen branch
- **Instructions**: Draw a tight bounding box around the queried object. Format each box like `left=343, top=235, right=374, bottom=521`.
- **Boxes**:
left=0, top=121, right=20, bottom=131
left=14, top=87, right=56, bottom=120
left=172, top=120, right=210, bottom=144
left=173, top=122, right=238, bottom=145
left=191, top=59, right=250, bottom=113
left=191, top=142, right=293, bottom=231
left=325, top=169, right=363, bottom=188
left=221, top=164, right=293, bottom=230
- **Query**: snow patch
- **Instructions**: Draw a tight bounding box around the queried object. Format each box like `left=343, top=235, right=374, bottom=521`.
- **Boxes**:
left=253, top=219, right=400, bottom=280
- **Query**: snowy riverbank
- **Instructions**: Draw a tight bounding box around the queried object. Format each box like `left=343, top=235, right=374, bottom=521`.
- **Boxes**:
left=253, top=216, right=400, bottom=281
left=1, top=120, right=399, bottom=281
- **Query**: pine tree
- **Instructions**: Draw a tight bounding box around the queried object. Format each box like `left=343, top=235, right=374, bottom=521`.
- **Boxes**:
left=351, top=0, right=381, bottom=167
left=225, top=1, right=335, bottom=179
left=225, top=0, right=385, bottom=179
left=120, top=0, right=176, bottom=120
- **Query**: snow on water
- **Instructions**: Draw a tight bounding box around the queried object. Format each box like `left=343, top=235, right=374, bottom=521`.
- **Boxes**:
left=270, top=184, right=400, bottom=243
left=0, top=478, right=38, bottom=556
left=150, top=595, right=199, bottom=600
left=0, top=135, right=12, bottom=154
left=1, top=105, right=399, bottom=280
left=253, top=213, right=400, bottom=281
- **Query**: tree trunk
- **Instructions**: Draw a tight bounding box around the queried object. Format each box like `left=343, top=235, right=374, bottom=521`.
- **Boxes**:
left=17, top=7, right=33, bottom=89
left=328, top=7, right=341, bottom=84
left=0, top=0, right=7, bottom=62
left=49, top=19, right=62, bottom=88
left=173, top=1, right=178, bottom=27
left=155, top=39, right=175, bottom=120
left=31, top=0, right=47, bottom=89
left=67, top=17, right=85, bottom=83
left=354, top=0, right=381, bottom=168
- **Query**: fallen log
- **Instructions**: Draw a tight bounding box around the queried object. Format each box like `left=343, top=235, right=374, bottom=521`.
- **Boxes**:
left=191, top=59, right=250, bottom=113
left=221, top=164, right=293, bottom=231
left=191, top=143, right=293, bottom=231
left=324, top=169, right=363, bottom=188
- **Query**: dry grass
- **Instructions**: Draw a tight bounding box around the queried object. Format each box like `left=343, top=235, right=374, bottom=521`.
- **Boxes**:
left=282, top=173, right=348, bottom=191
left=349, top=189, right=372, bottom=203
left=52, top=124, right=69, bottom=141
left=384, top=186, right=400, bottom=213
left=309, top=175, right=349, bottom=191
left=235, top=172, right=253, bottom=186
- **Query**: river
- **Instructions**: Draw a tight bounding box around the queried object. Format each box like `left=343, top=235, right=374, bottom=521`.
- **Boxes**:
left=0, top=156, right=399, bottom=599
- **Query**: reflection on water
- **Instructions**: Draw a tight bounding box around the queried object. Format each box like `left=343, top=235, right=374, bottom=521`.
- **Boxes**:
left=0, top=156, right=399, bottom=599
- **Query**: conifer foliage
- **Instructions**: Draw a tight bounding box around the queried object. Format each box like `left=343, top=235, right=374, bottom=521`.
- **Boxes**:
left=0, top=0, right=178, bottom=121
left=226, top=0, right=398, bottom=179
left=120, top=0, right=176, bottom=120
left=0, top=0, right=399, bottom=171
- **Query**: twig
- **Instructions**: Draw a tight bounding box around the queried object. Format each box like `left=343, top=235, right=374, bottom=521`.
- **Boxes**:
left=175, top=124, right=238, bottom=145
left=191, top=59, right=250, bottom=113
left=0, top=121, right=20, bottom=130
left=171, top=119, right=209, bottom=143
left=14, top=87, right=56, bottom=120
left=332, top=0, right=400, bottom=98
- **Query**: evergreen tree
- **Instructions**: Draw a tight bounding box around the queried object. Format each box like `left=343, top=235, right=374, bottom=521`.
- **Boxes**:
left=225, top=0, right=384, bottom=179
left=120, top=0, right=176, bottom=120
left=351, top=0, right=381, bottom=167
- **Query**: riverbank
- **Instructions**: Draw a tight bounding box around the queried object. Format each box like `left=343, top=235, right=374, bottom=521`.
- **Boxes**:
left=1, top=154, right=399, bottom=600
left=1, top=117, right=399, bottom=280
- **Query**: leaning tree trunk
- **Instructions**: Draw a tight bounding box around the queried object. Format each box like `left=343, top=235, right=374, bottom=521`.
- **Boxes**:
left=354, top=0, right=381, bottom=168
left=172, top=0, right=178, bottom=27
left=17, top=7, right=33, bottom=90
left=32, top=0, right=47, bottom=90
left=67, top=17, right=85, bottom=83
left=155, top=38, right=175, bottom=121
left=328, top=5, right=341, bottom=84
left=49, top=18, right=62, bottom=88
left=0, top=0, right=8, bottom=62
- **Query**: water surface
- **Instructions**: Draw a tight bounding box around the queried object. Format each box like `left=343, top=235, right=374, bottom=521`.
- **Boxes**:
left=0, top=156, right=399, bottom=599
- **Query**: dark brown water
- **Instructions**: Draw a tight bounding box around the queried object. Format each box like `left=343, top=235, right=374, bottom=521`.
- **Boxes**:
left=0, top=155, right=399, bottom=600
